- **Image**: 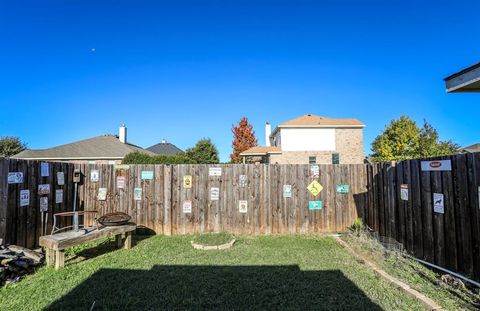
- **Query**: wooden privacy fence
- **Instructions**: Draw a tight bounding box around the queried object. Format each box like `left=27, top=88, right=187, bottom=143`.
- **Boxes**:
left=364, top=153, right=480, bottom=281
left=0, top=159, right=368, bottom=248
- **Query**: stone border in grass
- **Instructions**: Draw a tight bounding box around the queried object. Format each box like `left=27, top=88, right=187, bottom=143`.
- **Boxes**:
left=333, top=235, right=443, bottom=311
left=191, top=239, right=236, bottom=250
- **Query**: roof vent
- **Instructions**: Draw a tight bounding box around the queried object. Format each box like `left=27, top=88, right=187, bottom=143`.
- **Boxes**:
left=161, top=139, right=167, bottom=144
left=307, top=114, right=312, bottom=116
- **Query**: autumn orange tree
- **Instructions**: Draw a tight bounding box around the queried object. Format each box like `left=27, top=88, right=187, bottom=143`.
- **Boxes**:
left=230, top=117, right=258, bottom=163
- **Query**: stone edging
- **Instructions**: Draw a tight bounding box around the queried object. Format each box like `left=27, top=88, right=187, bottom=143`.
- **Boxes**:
left=333, top=236, right=443, bottom=311
left=191, top=239, right=236, bottom=250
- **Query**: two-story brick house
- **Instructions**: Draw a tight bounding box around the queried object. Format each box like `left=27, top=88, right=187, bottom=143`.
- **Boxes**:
left=240, top=114, right=365, bottom=164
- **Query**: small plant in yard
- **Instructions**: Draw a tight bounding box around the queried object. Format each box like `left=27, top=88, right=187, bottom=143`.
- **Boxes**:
left=192, top=232, right=234, bottom=246
left=349, top=218, right=365, bottom=237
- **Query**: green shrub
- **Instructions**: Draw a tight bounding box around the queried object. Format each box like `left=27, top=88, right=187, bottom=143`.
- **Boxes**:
left=349, top=218, right=364, bottom=237
left=122, top=151, right=195, bottom=164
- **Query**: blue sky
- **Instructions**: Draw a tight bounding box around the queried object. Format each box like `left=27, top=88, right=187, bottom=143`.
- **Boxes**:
left=0, top=0, right=479, bottom=162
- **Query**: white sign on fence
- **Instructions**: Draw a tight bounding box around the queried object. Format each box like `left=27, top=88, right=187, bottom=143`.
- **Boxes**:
left=210, top=187, right=220, bottom=200
left=38, top=184, right=50, bottom=195
left=57, top=172, right=65, bottom=185
left=239, top=200, right=248, bottom=213
left=183, top=200, right=192, bottom=213
left=134, top=188, right=142, bottom=201
left=8, top=172, right=23, bottom=184
left=310, top=165, right=319, bottom=178
left=283, top=185, right=292, bottom=198
left=40, top=197, right=48, bottom=212
left=98, top=188, right=107, bottom=201
left=90, top=170, right=99, bottom=182
left=239, top=175, right=247, bottom=187
left=41, top=162, right=49, bottom=177
left=209, top=167, right=222, bottom=177
left=421, top=160, right=452, bottom=171
left=433, top=193, right=444, bottom=214
left=55, top=189, right=63, bottom=204
left=20, top=190, right=30, bottom=207
left=400, top=184, right=408, bottom=201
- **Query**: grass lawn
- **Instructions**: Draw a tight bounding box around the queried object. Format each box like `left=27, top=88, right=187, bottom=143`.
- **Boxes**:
left=342, top=233, right=480, bottom=310
left=0, top=235, right=431, bottom=310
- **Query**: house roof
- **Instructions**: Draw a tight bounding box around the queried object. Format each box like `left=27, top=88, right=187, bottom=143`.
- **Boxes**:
left=12, top=135, right=154, bottom=160
left=444, top=61, right=480, bottom=93
left=146, top=142, right=183, bottom=155
left=240, top=146, right=281, bottom=156
left=279, top=114, right=365, bottom=127
left=461, top=143, right=480, bottom=153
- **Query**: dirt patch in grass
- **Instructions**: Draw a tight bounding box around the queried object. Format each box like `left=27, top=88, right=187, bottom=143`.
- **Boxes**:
left=192, top=232, right=234, bottom=246
left=342, top=232, right=480, bottom=310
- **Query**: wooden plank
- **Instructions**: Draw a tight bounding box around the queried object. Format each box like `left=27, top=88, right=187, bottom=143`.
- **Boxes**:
left=0, top=158, right=8, bottom=243
left=442, top=159, right=457, bottom=272
left=452, top=154, right=473, bottom=275
left=420, top=163, right=434, bottom=262
left=396, top=161, right=405, bottom=247
left=466, top=153, right=480, bottom=279
left=403, top=160, right=414, bottom=253
left=431, top=168, right=445, bottom=267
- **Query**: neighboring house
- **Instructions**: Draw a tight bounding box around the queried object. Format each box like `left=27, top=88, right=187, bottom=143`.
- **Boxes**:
left=146, top=139, right=183, bottom=155
left=444, top=61, right=480, bottom=93
left=459, top=143, right=480, bottom=153
left=12, top=125, right=154, bottom=164
left=240, top=114, right=365, bottom=164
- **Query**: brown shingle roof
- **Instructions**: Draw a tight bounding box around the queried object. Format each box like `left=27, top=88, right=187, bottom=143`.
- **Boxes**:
left=12, top=135, right=154, bottom=160
left=279, top=114, right=364, bottom=127
left=240, top=146, right=281, bottom=156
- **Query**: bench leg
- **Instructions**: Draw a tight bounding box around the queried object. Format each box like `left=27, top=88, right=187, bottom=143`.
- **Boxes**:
left=124, top=232, right=132, bottom=249
left=46, top=248, right=55, bottom=266
left=115, top=234, right=123, bottom=248
left=55, top=250, right=65, bottom=270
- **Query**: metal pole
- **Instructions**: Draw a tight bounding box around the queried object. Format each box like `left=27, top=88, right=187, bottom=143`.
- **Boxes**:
left=73, top=182, right=77, bottom=212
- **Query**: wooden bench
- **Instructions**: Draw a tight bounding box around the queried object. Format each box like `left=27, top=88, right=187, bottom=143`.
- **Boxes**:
left=39, top=224, right=136, bottom=269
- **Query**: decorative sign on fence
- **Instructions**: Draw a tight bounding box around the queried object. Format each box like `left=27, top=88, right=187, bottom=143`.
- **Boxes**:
left=116, top=176, right=126, bottom=189
left=239, top=175, right=247, bottom=187
left=40, top=197, right=48, bottom=212
left=183, top=200, right=192, bottom=213
left=421, top=160, right=452, bottom=172
left=400, top=184, right=409, bottom=201
left=433, top=193, right=444, bottom=214
left=114, top=164, right=130, bottom=170
left=141, top=171, right=154, bottom=180
left=310, top=165, right=319, bottom=178
left=183, top=175, right=192, bottom=189
left=309, top=201, right=322, bottom=210
left=239, top=200, right=248, bottom=213
left=283, top=185, right=292, bottom=198
left=8, top=172, right=23, bottom=184
left=90, top=170, right=99, bottom=182
left=210, top=187, right=220, bottom=201
left=38, top=184, right=50, bottom=195
left=55, top=189, right=63, bottom=204
left=307, top=180, right=323, bottom=197
left=98, top=188, right=107, bottom=201
left=134, top=188, right=142, bottom=201
left=20, top=190, right=30, bottom=207
left=41, top=162, right=49, bottom=177
left=336, top=184, right=349, bottom=194
left=209, top=167, right=222, bottom=177
left=57, top=172, right=65, bottom=186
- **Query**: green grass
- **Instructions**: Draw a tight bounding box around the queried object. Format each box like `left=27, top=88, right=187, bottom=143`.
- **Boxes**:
left=192, top=232, right=234, bottom=246
left=0, top=235, right=432, bottom=310
left=342, top=233, right=480, bottom=310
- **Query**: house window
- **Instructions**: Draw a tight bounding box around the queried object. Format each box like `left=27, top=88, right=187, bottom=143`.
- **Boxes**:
left=108, top=160, right=116, bottom=165
left=309, top=156, right=316, bottom=164
left=332, top=153, right=340, bottom=164
left=88, top=160, right=96, bottom=164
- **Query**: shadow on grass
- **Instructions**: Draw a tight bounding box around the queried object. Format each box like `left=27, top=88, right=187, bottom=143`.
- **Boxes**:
left=46, top=265, right=382, bottom=310
left=67, top=234, right=152, bottom=264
